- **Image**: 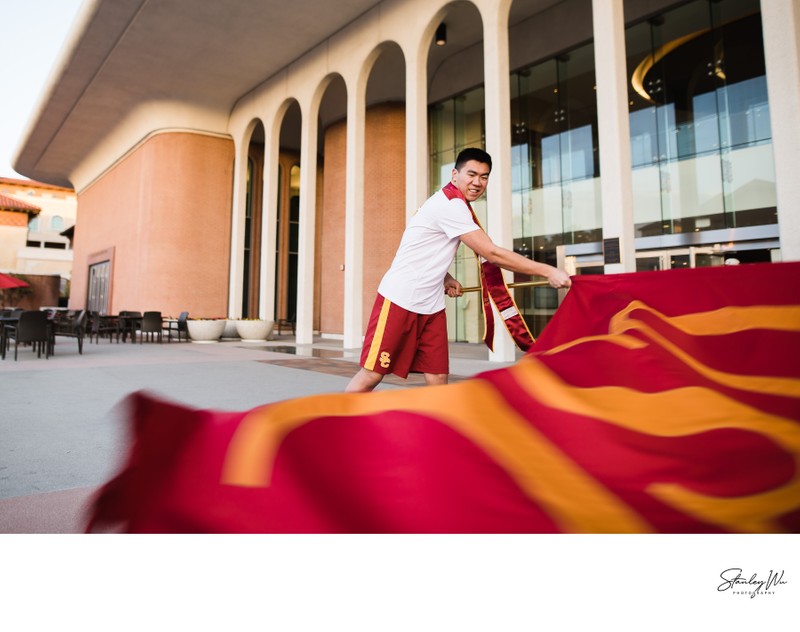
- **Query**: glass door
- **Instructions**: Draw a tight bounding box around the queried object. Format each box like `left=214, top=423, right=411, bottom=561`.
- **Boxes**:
left=87, top=260, right=110, bottom=314
left=636, top=247, right=725, bottom=271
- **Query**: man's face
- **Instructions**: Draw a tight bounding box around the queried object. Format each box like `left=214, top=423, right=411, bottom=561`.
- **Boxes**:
left=451, top=160, right=491, bottom=202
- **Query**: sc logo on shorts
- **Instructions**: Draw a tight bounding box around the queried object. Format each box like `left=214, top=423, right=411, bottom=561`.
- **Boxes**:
left=379, top=351, right=391, bottom=368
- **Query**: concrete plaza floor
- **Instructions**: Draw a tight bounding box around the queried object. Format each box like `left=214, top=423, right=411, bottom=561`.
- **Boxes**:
left=0, top=331, right=518, bottom=533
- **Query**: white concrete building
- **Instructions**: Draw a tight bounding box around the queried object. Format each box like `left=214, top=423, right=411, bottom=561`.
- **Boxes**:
left=13, top=0, right=800, bottom=360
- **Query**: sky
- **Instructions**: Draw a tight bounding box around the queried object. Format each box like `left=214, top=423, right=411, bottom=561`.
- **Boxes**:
left=0, top=0, right=86, bottom=181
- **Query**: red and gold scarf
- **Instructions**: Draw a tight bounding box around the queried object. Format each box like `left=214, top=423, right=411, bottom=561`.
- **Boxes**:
left=442, top=182, right=535, bottom=352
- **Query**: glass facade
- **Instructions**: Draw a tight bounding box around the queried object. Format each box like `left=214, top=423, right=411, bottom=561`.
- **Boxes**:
left=509, top=41, right=600, bottom=335
left=428, top=0, right=776, bottom=341
left=273, top=162, right=300, bottom=323
left=287, top=165, right=300, bottom=322
left=243, top=158, right=253, bottom=315
left=430, top=88, right=488, bottom=343
left=626, top=0, right=776, bottom=236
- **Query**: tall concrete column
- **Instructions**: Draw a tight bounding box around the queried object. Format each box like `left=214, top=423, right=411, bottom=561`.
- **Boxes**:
left=295, top=100, right=319, bottom=344
left=343, top=75, right=367, bottom=349
left=592, top=0, right=636, bottom=273
left=406, top=41, right=429, bottom=220
left=258, top=119, right=280, bottom=323
left=762, top=0, right=800, bottom=262
left=227, top=138, right=249, bottom=318
left=481, top=0, right=516, bottom=362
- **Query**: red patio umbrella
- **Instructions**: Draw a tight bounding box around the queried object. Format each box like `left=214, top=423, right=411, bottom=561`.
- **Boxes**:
left=0, top=273, right=29, bottom=289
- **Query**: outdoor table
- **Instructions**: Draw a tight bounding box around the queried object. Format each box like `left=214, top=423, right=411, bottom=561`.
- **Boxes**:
left=117, top=313, right=142, bottom=343
left=164, top=318, right=177, bottom=340
left=0, top=314, right=19, bottom=357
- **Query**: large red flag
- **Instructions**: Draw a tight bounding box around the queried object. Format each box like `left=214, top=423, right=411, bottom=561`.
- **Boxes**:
left=89, top=261, right=800, bottom=533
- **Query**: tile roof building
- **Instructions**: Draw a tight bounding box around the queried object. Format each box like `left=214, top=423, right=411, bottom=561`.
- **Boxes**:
left=0, top=178, right=76, bottom=298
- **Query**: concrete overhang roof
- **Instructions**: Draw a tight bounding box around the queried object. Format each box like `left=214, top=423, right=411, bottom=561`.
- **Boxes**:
left=13, top=0, right=385, bottom=188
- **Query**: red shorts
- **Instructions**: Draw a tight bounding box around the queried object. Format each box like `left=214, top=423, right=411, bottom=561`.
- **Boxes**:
left=360, top=295, right=449, bottom=378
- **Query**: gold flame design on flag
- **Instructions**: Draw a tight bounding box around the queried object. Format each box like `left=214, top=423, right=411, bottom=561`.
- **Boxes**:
left=221, top=378, right=653, bottom=533
left=221, top=300, right=800, bottom=533
left=543, top=302, right=800, bottom=397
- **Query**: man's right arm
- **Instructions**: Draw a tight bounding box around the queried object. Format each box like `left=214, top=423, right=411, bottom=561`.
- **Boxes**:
left=460, top=228, right=571, bottom=289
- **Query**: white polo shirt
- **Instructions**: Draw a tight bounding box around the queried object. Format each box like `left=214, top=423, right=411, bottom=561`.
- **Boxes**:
left=377, top=188, right=480, bottom=314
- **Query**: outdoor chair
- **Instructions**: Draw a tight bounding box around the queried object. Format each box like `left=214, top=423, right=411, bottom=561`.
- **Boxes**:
left=276, top=313, right=296, bottom=335
left=3, top=310, right=50, bottom=361
left=140, top=311, right=163, bottom=343
left=53, top=309, right=88, bottom=354
left=0, top=309, right=24, bottom=354
left=164, top=311, right=189, bottom=342
left=89, top=311, right=119, bottom=343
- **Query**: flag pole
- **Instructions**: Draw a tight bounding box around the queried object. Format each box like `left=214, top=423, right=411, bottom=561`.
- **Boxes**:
left=459, top=279, right=551, bottom=293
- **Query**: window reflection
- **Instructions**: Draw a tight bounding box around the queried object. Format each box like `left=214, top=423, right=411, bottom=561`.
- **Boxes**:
left=510, top=44, right=601, bottom=260
left=626, top=0, right=776, bottom=236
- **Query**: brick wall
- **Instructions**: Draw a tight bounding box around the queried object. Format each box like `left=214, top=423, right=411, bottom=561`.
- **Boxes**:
left=319, top=103, right=406, bottom=335
left=319, top=123, right=346, bottom=334
left=70, top=132, right=234, bottom=317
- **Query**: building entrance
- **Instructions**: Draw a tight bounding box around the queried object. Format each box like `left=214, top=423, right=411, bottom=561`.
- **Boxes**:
left=87, top=260, right=110, bottom=314
left=635, top=247, right=725, bottom=271
left=563, top=244, right=774, bottom=276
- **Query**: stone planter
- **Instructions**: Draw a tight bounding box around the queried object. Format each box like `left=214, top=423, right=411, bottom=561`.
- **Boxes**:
left=234, top=319, right=274, bottom=342
left=221, top=319, right=240, bottom=340
left=187, top=319, right=225, bottom=343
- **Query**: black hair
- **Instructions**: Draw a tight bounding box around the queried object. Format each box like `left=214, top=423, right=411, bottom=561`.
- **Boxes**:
left=454, top=147, right=492, bottom=171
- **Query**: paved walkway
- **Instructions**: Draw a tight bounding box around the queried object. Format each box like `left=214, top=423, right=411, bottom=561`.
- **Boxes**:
left=0, top=332, right=518, bottom=533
